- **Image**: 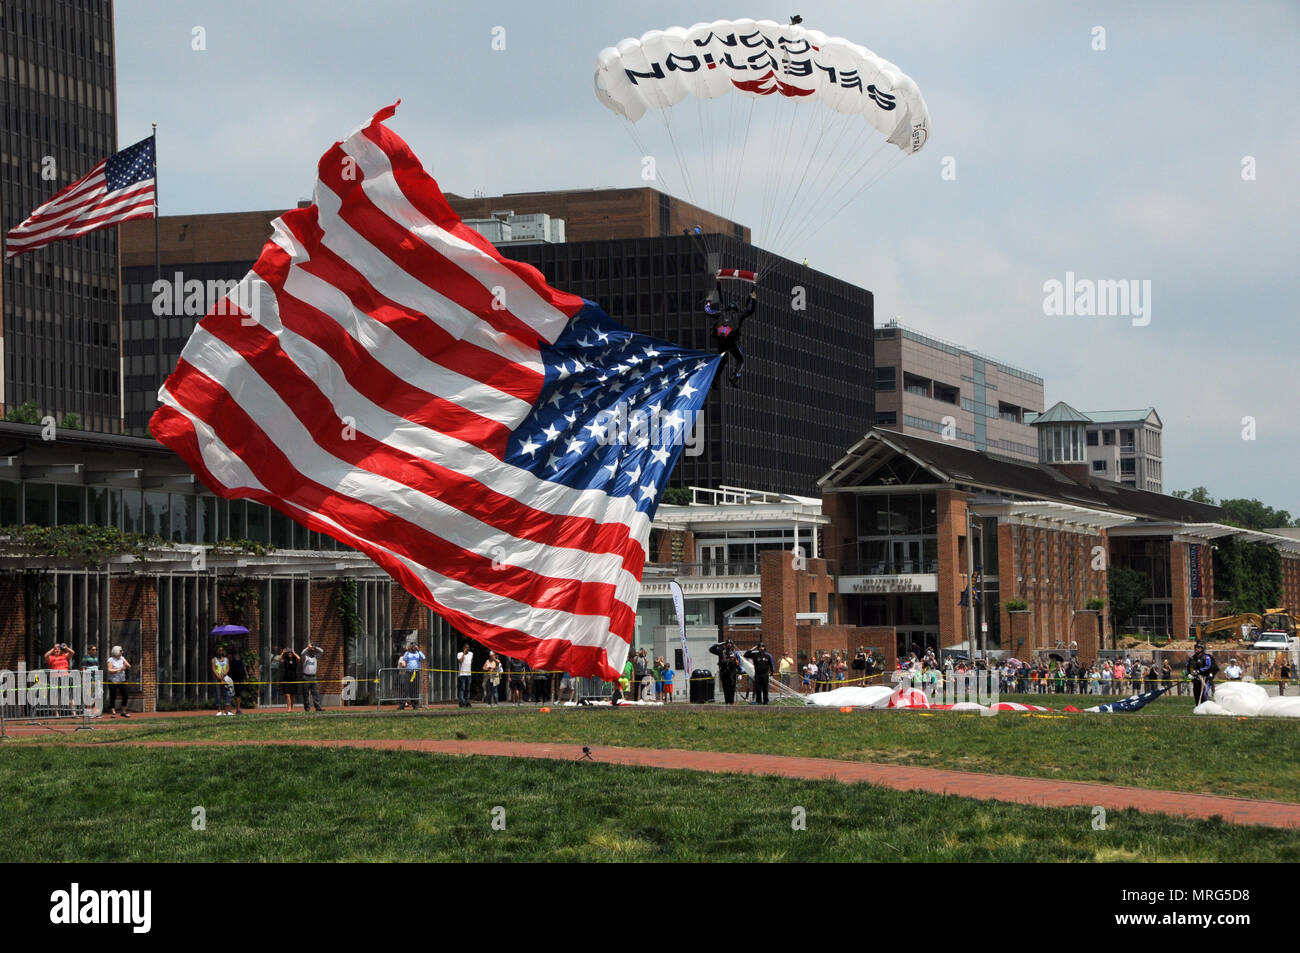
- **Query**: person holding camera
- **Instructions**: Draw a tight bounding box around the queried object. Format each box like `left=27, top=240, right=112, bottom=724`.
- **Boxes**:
left=709, top=639, right=741, bottom=705
left=300, top=640, right=324, bottom=712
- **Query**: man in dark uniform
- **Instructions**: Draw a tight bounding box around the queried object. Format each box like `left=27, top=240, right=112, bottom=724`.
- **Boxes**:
left=1187, top=642, right=1218, bottom=705
left=744, top=642, right=776, bottom=705
left=709, top=639, right=741, bottom=705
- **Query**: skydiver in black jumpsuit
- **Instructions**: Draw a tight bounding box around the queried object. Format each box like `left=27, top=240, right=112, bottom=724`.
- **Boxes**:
left=705, top=284, right=757, bottom=387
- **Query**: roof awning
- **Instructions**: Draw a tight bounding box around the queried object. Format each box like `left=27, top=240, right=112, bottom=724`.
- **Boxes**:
left=972, top=499, right=1137, bottom=531
left=1109, top=522, right=1300, bottom=553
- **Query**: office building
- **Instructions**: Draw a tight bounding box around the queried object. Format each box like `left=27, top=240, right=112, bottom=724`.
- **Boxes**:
left=0, top=0, right=121, bottom=432
left=872, top=320, right=1043, bottom=462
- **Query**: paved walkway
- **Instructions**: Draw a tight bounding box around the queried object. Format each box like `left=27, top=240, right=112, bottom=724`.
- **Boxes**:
left=70, top=737, right=1300, bottom=830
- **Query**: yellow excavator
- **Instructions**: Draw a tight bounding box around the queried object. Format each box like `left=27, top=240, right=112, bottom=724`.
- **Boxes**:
left=1190, top=613, right=1261, bottom=642
left=1190, top=609, right=1299, bottom=642
left=1258, top=608, right=1299, bottom=639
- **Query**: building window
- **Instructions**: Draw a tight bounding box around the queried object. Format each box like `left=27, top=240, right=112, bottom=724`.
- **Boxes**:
left=1103, top=430, right=1116, bottom=446
left=1092, top=460, right=1107, bottom=472
left=1086, top=430, right=1099, bottom=446
left=875, top=412, right=897, bottom=426
left=874, top=366, right=896, bottom=391
left=1120, top=458, right=1136, bottom=476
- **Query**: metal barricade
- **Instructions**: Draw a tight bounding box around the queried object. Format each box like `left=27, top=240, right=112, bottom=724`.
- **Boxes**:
left=1, top=667, right=101, bottom=737
left=376, top=667, right=427, bottom=710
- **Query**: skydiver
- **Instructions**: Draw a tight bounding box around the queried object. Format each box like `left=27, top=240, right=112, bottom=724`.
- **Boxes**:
left=705, top=283, right=757, bottom=387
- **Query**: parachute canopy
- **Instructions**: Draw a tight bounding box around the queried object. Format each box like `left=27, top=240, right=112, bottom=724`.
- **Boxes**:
left=594, top=19, right=931, bottom=276
left=595, top=19, right=930, bottom=154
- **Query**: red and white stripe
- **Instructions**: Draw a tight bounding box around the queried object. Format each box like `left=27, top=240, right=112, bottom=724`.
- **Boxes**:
left=4, top=156, right=154, bottom=259
left=150, top=103, right=640, bottom=680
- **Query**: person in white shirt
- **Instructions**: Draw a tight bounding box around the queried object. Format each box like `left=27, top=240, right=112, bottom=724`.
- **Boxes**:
left=300, top=640, right=324, bottom=712
left=457, top=643, right=475, bottom=708
left=106, top=645, right=131, bottom=717
left=1224, top=658, right=1244, bottom=681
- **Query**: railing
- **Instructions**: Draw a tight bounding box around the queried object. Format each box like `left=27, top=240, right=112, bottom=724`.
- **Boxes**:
left=644, top=560, right=760, bottom=577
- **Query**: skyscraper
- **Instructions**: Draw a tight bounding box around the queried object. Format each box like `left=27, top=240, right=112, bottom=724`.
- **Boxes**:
left=0, top=0, right=121, bottom=432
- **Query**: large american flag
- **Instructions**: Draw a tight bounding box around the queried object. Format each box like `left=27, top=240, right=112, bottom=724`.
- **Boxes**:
left=150, top=104, right=719, bottom=680
left=4, top=136, right=155, bottom=259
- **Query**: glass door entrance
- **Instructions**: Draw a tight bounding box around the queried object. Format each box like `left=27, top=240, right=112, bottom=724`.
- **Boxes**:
left=700, top=544, right=727, bottom=576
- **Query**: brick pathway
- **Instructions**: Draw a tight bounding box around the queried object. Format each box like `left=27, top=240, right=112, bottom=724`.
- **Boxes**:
left=75, top=738, right=1300, bottom=830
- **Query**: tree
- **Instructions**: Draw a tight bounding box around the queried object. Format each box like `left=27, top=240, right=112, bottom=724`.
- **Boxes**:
left=660, top=487, right=691, bottom=506
left=3, top=400, right=42, bottom=424
left=1218, top=498, right=1292, bottom=530
left=1172, top=487, right=1214, bottom=504
left=59, top=412, right=81, bottom=430
left=1213, top=538, right=1282, bottom=614
left=1107, top=566, right=1148, bottom=633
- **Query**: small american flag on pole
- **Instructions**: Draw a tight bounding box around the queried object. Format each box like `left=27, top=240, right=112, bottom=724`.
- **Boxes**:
left=150, top=103, right=719, bottom=680
left=4, top=136, right=156, bottom=259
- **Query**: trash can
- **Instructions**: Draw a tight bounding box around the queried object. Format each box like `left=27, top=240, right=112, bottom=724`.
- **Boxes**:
left=689, top=669, right=715, bottom=703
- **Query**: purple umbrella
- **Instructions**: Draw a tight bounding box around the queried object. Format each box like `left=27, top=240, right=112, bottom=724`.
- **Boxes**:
left=211, top=625, right=250, bottom=636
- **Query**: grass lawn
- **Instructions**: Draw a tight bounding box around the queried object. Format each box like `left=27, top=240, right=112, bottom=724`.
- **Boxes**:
left=4, top=746, right=1297, bottom=863
left=15, top=692, right=1298, bottom=803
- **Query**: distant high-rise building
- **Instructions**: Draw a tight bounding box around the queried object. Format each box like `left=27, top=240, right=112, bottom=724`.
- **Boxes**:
left=1, top=0, right=121, bottom=432
left=1026, top=404, right=1163, bottom=493
left=872, top=320, right=1045, bottom=462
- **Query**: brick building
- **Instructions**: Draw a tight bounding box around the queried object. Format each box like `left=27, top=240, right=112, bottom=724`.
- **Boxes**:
left=817, top=428, right=1300, bottom=659
left=0, top=421, right=455, bottom=712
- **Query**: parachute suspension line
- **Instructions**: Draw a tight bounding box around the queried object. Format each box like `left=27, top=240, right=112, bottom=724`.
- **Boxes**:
left=725, top=97, right=758, bottom=238
left=654, top=100, right=710, bottom=261
left=776, top=134, right=892, bottom=259
left=755, top=96, right=831, bottom=279
left=782, top=144, right=908, bottom=261
left=770, top=110, right=892, bottom=256
left=755, top=102, right=838, bottom=279
left=622, top=114, right=712, bottom=284
left=693, top=94, right=723, bottom=267
left=809, top=113, right=912, bottom=225
left=763, top=107, right=861, bottom=265
left=764, top=114, right=877, bottom=268
left=751, top=92, right=799, bottom=277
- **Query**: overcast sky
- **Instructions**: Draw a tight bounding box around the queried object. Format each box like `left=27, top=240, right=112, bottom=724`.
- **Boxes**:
left=115, top=1, right=1300, bottom=515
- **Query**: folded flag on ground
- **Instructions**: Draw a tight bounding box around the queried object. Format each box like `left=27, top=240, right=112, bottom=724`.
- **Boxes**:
left=1085, top=686, right=1171, bottom=712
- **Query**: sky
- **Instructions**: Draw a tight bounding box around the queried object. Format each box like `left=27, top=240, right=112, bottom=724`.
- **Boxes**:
left=114, top=1, right=1300, bottom=515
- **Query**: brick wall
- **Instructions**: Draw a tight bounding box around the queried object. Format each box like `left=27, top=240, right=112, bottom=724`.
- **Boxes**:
left=656, top=529, right=695, bottom=565
left=0, top=574, right=28, bottom=669
left=1171, top=540, right=1189, bottom=642
left=111, top=577, right=158, bottom=713
left=1000, top=522, right=1110, bottom=651
left=1074, top=610, right=1101, bottom=665
left=759, top=549, right=837, bottom=658
left=936, top=490, right=967, bottom=648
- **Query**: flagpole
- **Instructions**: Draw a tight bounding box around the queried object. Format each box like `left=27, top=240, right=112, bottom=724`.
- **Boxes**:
left=153, top=122, right=161, bottom=426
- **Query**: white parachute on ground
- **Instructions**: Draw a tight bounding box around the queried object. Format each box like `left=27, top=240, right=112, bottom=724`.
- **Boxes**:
left=1194, top=681, right=1300, bottom=717
left=804, top=685, right=895, bottom=708
left=594, top=18, right=930, bottom=277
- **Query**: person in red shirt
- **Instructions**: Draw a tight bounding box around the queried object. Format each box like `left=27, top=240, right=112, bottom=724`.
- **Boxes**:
left=44, top=643, right=73, bottom=671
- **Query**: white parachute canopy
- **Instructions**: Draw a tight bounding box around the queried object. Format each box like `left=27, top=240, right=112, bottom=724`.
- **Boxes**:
left=594, top=18, right=931, bottom=274
left=1194, top=681, right=1300, bottom=718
